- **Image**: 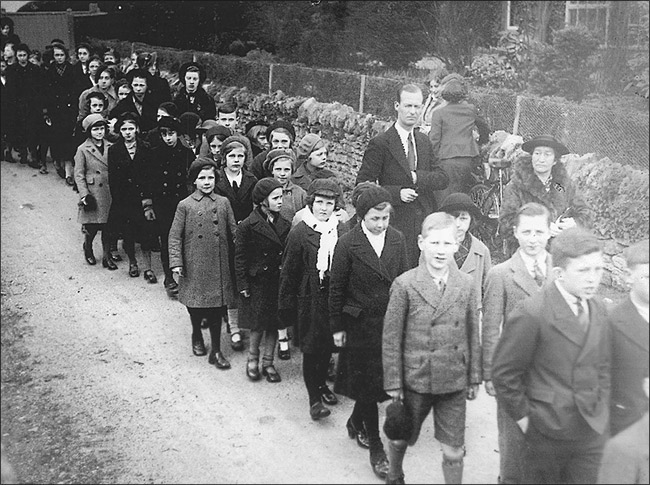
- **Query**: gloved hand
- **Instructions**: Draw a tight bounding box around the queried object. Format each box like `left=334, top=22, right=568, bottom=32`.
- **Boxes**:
left=144, top=206, right=156, bottom=221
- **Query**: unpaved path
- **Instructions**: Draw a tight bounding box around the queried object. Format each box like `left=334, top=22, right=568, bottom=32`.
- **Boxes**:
left=1, top=161, right=502, bottom=484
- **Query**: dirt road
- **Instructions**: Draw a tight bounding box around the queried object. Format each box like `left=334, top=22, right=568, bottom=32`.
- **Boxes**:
left=1, top=160, right=502, bottom=484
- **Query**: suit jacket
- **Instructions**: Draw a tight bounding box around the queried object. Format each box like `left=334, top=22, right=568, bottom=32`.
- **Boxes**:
left=74, top=139, right=113, bottom=225
left=481, top=251, right=553, bottom=381
left=329, top=223, right=409, bottom=349
left=356, top=124, right=449, bottom=268
left=492, top=282, right=612, bottom=440
left=383, top=263, right=481, bottom=394
left=609, top=297, right=649, bottom=436
left=429, top=102, right=488, bottom=160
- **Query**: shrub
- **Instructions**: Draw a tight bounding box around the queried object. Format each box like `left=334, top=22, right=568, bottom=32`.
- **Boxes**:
left=527, top=26, right=600, bottom=102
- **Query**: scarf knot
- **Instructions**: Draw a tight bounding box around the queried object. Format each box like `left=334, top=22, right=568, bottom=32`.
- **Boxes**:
left=301, top=208, right=339, bottom=282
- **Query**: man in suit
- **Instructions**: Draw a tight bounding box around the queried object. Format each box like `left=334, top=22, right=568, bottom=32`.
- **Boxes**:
left=492, top=227, right=611, bottom=484
left=482, top=202, right=554, bottom=484
left=383, top=213, right=481, bottom=484
left=356, top=84, right=449, bottom=268
left=609, top=239, right=649, bottom=437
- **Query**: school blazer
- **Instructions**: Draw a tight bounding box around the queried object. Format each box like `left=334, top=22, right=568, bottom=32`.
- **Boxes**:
left=492, top=282, right=611, bottom=440
left=383, top=264, right=481, bottom=395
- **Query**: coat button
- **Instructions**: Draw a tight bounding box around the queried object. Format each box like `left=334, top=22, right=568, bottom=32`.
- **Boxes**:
left=177, top=172, right=182, bottom=176
left=198, top=211, right=202, bottom=216
left=164, top=171, right=168, bottom=175
left=262, top=265, right=268, bottom=271
left=455, top=321, right=459, bottom=327
left=454, top=346, right=458, bottom=350
left=198, top=235, right=203, bottom=239
left=99, top=183, right=103, bottom=187
left=96, top=170, right=100, bottom=174
left=163, top=183, right=168, bottom=187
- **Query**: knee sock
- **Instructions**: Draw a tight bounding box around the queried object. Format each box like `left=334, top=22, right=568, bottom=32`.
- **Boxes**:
left=187, top=308, right=205, bottom=342
left=261, top=331, right=278, bottom=368
left=227, top=308, right=240, bottom=335
left=442, top=456, right=464, bottom=484
left=100, top=227, right=112, bottom=259
left=387, top=439, right=408, bottom=480
left=208, top=310, right=223, bottom=353
left=248, top=330, right=262, bottom=362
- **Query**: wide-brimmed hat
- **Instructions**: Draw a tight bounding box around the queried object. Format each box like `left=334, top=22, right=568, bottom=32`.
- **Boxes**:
left=82, top=113, right=108, bottom=132
left=178, top=61, right=206, bottom=85
left=307, top=178, right=342, bottom=199
left=521, top=135, right=569, bottom=157
left=439, top=192, right=483, bottom=221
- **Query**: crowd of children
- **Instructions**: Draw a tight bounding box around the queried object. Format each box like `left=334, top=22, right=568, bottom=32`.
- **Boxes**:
left=2, top=27, right=647, bottom=485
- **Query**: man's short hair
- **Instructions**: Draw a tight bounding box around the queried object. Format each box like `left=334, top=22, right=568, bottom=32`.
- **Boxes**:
left=421, top=212, right=456, bottom=237
left=551, top=227, right=601, bottom=269
left=396, top=83, right=422, bottom=103
left=218, top=102, right=237, bottom=115
left=623, top=239, right=649, bottom=269
left=514, top=202, right=551, bottom=228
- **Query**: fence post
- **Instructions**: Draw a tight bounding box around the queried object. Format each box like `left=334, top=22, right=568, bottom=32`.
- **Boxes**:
left=268, top=64, right=274, bottom=95
left=131, top=42, right=135, bottom=56
left=359, top=74, right=366, bottom=114
left=512, top=95, right=523, bottom=135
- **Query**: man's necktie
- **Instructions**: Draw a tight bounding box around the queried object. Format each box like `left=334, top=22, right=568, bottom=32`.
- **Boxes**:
left=533, top=260, right=545, bottom=287
left=407, top=132, right=416, bottom=171
left=576, top=298, right=589, bottom=330
left=232, top=181, right=239, bottom=193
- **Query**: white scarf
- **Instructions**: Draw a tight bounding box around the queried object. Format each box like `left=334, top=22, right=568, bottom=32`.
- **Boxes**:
left=301, top=207, right=339, bottom=282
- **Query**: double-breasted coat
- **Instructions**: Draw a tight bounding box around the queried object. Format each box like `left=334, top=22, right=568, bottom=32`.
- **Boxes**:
left=492, top=282, right=611, bottom=441
left=279, top=218, right=347, bottom=354
left=107, top=138, right=156, bottom=244
left=235, top=208, right=291, bottom=332
left=168, top=190, right=237, bottom=308
left=383, top=263, right=481, bottom=395
left=356, top=124, right=449, bottom=268
left=329, top=223, right=409, bottom=401
left=74, top=138, right=113, bottom=224
left=609, top=296, right=649, bottom=437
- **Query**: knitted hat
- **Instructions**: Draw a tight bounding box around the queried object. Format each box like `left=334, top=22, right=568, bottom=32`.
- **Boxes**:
left=296, top=133, right=324, bottom=161
left=178, top=61, right=206, bottom=85
left=383, top=400, right=413, bottom=441
left=245, top=119, right=268, bottom=136
left=82, top=113, right=108, bottom=132
left=179, top=112, right=201, bottom=138
left=252, top=177, right=283, bottom=205
left=307, top=178, right=342, bottom=199
left=354, top=184, right=392, bottom=220
left=266, top=120, right=296, bottom=142
left=206, top=125, right=232, bottom=142
left=157, top=115, right=181, bottom=133
left=521, top=135, right=569, bottom=157
left=263, top=148, right=297, bottom=173
left=439, top=192, right=483, bottom=221
left=188, top=156, right=219, bottom=183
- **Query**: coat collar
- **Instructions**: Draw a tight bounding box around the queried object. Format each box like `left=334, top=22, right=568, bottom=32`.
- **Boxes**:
left=191, top=190, right=218, bottom=202
left=547, top=282, right=601, bottom=348
left=349, top=223, right=402, bottom=282
left=509, top=250, right=551, bottom=296
left=611, top=296, right=649, bottom=353
left=249, top=208, right=283, bottom=246
left=81, top=138, right=110, bottom=166
left=412, top=263, right=463, bottom=320
left=456, top=234, right=484, bottom=274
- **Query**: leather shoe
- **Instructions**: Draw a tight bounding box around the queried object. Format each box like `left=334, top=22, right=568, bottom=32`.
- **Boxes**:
left=262, top=365, right=282, bottom=383
left=192, top=339, right=207, bottom=356
left=102, top=257, right=118, bottom=270
left=208, top=351, right=231, bottom=370
left=277, top=337, right=290, bottom=360
left=385, top=474, right=405, bottom=484
left=246, top=360, right=261, bottom=381
left=310, top=401, right=331, bottom=421
left=111, top=251, right=123, bottom=262
left=346, top=418, right=370, bottom=449
left=230, top=332, right=244, bottom=351
left=370, top=446, right=389, bottom=480
left=83, top=242, right=96, bottom=265
left=143, top=270, right=157, bottom=284
left=129, top=263, right=139, bottom=277
left=319, top=385, right=338, bottom=405
left=65, top=176, right=75, bottom=186
left=164, top=277, right=179, bottom=294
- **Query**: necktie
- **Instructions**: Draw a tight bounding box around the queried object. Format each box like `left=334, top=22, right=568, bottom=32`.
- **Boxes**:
left=435, top=278, right=445, bottom=293
left=533, top=260, right=545, bottom=287
left=407, top=132, right=416, bottom=171
left=232, top=181, right=239, bottom=193
left=576, top=298, right=589, bottom=330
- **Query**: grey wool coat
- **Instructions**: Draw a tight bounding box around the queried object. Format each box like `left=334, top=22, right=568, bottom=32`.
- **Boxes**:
left=383, top=263, right=481, bottom=395
left=168, top=190, right=237, bottom=308
left=456, top=233, right=492, bottom=312
left=74, top=138, right=113, bottom=224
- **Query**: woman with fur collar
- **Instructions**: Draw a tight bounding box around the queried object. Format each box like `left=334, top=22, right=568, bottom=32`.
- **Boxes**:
left=499, top=135, right=591, bottom=256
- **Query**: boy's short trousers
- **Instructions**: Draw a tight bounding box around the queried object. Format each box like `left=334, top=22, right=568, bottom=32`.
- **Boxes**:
left=403, top=388, right=466, bottom=448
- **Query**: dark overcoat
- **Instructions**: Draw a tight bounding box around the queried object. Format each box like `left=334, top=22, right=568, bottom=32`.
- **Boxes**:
left=5, top=61, right=44, bottom=147
left=43, top=61, right=77, bottom=161
left=235, top=208, right=291, bottom=332
left=168, top=190, right=237, bottom=308
left=109, top=93, right=159, bottom=133
left=329, top=223, right=409, bottom=401
left=609, top=296, right=649, bottom=436
left=492, top=282, right=611, bottom=441
left=74, top=139, right=113, bottom=224
left=107, top=138, right=156, bottom=243
left=172, top=86, right=216, bottom=122
left=356, top=124, right=449, bottom=268
left=278, top=218, right=347, bottom=354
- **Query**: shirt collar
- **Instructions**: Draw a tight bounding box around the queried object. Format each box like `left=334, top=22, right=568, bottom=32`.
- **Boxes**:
left=225, top=170, right=242, bottom=185
left=361, top=220, right=387, bottom=242
left=518, top=249, right=548, bottom=276
left=555, top=280, right=588, bottom=316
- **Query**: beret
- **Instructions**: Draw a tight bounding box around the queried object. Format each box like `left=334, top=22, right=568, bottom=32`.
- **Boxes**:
left=179, top=112, right=201, bottom=138
left=188, top=156, right=219, bottom=183
left=178, top=61, right=206, bottom=85
left=82, top=113, right=108, bottom=132
left=206, top=125, right=232, bottom=141
left=263, top=148, right=296, bottom=173
left=114, top=111, right=140, bottom=130
left=157, top=115, right=181, bottom=133
left=307, top=178, right=342, bottom=199
left=354, top=184, right=392, bottom=220
left=296, top=133, right=324, bottom=161
left=157, top=102, right=179, bottom=119
left=197, top=119, right=219, bottom=133
left=245, top=119, right=268, bottom=136
left=252, top=177, right=283, bottom=205
left=266, top=120, right=296, bottom=141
